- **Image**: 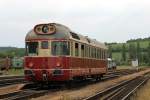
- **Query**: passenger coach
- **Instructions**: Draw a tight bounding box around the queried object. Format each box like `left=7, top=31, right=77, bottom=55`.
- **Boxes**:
left=24, top=23, right=108, bottom=82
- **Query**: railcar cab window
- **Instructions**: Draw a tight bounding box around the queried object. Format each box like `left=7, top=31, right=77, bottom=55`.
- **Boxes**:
left=26, top=42, right=38, bottom=56
left=41, top=41, right=48, bottom=49
left=51, top=41, right=70, bottom=56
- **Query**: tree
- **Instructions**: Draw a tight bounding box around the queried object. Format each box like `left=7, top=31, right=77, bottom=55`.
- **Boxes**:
left=137, top=41, right=141, bottom=65
left=129, top=43, right=137, bottom=60
left=148, top=42, right=150, bottom=66
left=108, top=45, right=112, bottom=58
left=122, top=43, right=126, bottom=61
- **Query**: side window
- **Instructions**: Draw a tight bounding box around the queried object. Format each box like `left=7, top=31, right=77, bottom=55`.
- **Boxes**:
left=97, top=49, right=99, bottom=59
left=100, top=49, right=102, bottom=59
left=89, top=46, right=91, bottom=58
left=86, top=45, right=88, bottom=57
left=94, top=48, right=96, bottom=58
left=102, top=49, right=104, bottom=59
left=93, top=48, right=95, bottom=58
left=99, top=49, right=101, bottom=59
left=41, top=41, right=48, bottom=49
left=103, top=50, right=105, bottom=59
left=104, top=50, right=107, bottom=59
left=101, top=49, right=103, bottom=59
left=70, top=42, right=73, bottom=56
left=75, top=43, right=79, bottom=56
left=91, top=47, right=93, bottom=58
left=104, top=50, right=106, bottom=59
left=81, top=44, right=84, bottom=57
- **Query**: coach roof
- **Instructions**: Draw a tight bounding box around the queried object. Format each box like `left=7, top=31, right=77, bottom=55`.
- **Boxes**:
left=25, top=23, right=107, bottom=49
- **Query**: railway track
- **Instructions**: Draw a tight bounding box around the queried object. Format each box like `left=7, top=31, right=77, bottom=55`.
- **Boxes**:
left=0, top=76, right=26, bottom=87
left=0, top=69, right=147, bottom=100
left=83, top=72, right=150, bottom=100
left=102, top=68, right=143, bottom=81
left=0, top=83, right=62, bottom=100
left=0, top=88, right=48, bottom=100
left=0, top=69, right=140, bottom=88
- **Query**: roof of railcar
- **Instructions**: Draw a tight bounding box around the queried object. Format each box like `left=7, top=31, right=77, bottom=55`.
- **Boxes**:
left=25, top=23, right=107, bottom=49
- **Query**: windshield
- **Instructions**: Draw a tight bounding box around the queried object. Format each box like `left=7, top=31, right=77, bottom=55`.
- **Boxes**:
left=26, top=42, right=38, bottom=56
left=51, top=41, right=70, bottom=56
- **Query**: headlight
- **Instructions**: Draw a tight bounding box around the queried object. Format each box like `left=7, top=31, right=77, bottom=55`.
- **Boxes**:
left=28, top=62, right=33, bottom=68
left=42, top=25, right=49, bottom=33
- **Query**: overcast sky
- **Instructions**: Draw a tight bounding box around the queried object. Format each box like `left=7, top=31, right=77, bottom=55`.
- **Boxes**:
left=0, top=0, right=150, bottom=47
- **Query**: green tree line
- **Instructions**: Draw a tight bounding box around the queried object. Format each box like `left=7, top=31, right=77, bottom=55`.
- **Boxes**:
left=108, top=42, right=150, bottom=66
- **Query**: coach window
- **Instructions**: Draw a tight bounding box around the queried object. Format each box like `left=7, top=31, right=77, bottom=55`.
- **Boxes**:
left=97, top=49, right=99, bottom=59
left=103, top=50, right=105, bottom=59
left=51, top=41, right=70, bottom=56
left=99, top=49, right=101, bottom=59
left=85, top=45, right=88, bottom=57
left=102, top=50, right=104, bottom=59
left=98, top=49, right=100, bottom=59
left=41, top=41, right=48, bottom=49
left=104, top=50, right=106, bottom=59
left=89, top=46, right=91, bottom=58
left=100, top=49, right=102, bottom=59
left=105, top=50, right=107, bottom=59
left=93, top=48, right=95, bottom=58
left=70, top=42, right=73, bottom=56
left=91, top=47, right=93, bottom=58
left=92, top=47, right=94, bottom=58
left=90, top=47, right=92, bottom=58
left=84, top=45, right=86, bottom=57
left=101, top=50, right=103, bottom=59
left=94, top=48, right=96, bottom=58
left=86, top=46, right=88, bottom=57
left=75, top=43, right=79, bottom=56
left=26, top=42, right=38, bottom=56
left=81, top=44, right=84, bottom=57
left=95, top=48, right=97, bottom=58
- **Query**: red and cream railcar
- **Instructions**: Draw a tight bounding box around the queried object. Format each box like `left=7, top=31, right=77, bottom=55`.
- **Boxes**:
left=24, top=23, right=108, bottom=82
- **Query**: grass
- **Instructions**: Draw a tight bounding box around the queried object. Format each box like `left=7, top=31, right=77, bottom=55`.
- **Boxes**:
left=7, top=68, right=24, bottom=75
left=117, top=66, right=150, bottom=70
